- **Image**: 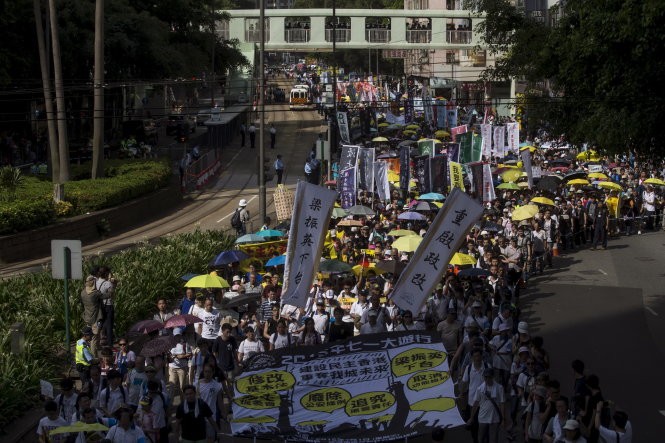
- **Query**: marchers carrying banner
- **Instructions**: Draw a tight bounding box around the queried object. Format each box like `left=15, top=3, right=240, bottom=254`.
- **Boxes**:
left=339, top=167, right=357, bottom=209
left=373, top=161, right=391, bottom=202
left=390, top=188, right=484, bottom=313
left=231, top=331, right=464, bottom=442
left=506, top=122, right=519, bottom=154
left=399, top=145, right=411, bottom=192
left=493, top=126, right=506, bottom=158
left=449, top=161, right=464, bottom=191
left=337, top=112, right=351, bottom=144
left=282, top=181, right=337, bottom=308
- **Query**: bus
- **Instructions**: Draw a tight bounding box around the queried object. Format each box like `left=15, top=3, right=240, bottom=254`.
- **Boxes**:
left=289, top=86, right=311, bottom=110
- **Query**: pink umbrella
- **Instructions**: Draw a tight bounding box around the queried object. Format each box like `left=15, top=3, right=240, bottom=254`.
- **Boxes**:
left=140, top=335, right=178, bottom=358
left=128, top=319, right=163, bottom=335
left=164, top=314, right=203, bottom=329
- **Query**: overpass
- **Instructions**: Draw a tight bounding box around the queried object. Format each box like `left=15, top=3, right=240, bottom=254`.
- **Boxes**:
left=220, top=8, right=484, bottom=52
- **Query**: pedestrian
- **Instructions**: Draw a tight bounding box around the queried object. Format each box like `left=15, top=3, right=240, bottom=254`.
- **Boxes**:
left=80, top=274, right=106, bottom=356
left=105, top=407, right=146, bottom=442
left=591, top=201, right=609, bottom=250
left=153, top=298, right=174, bottom=336
left=274, top=154, right=285, bottom=184
left=37, top=400, right=69, bottom=443
left=98, top=370, right=127, bottom=418
left=174, top=385, right=218, bottom=443
left=304, top=156, right=313, bottom=182
left=96, top=266, right=117, bottom=347
left=76, top=326, right=97, bottom=386
left=168, top=330, right=192, bottom=402
left=239, top=122, right=246, bottom=147
left=466, top=368, right=508, bottom=443
left=270, top=123, right=276, bottom=149
left=248, top=123, right=256, bottom=148
left=231, top=199, right=250, bottom=235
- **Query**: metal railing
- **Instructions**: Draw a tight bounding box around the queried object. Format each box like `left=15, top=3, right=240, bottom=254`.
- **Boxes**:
left=365, top=29, right=391, bottom=43
left=324, top=28, right=351, bottom=42
left=406, top=30, right=432, bottom=43
left=446, top=30, right=472, bottom=44
left=285, top=28, right=310, bottom=43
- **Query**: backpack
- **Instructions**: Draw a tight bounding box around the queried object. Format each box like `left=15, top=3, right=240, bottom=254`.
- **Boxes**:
left=231, top=209, right=242, bottom=229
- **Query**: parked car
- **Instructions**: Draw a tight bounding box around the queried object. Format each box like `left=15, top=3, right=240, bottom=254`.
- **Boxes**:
left=166, top=114, right=195, bottom=135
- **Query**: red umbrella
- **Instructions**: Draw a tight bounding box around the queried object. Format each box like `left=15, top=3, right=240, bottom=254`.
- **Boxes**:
left=140, top=335, right=178, bottom=358
left=164, top=314, right=202, bottom=329
left=128, top=320, right=163, bottom=335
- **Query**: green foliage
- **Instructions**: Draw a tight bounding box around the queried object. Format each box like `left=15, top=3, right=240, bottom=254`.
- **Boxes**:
left=0, top=160, right=170, bottom=235
left=0, top=166, right=25, bottom=201
left=0, top=229, right=233, bottom=431
left=472, top=0, right=665, bottom=155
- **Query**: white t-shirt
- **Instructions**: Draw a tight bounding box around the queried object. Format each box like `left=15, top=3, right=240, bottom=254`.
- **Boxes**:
left=360, top=322, right=386, bottom=335
left=98, top=386, right=127, bottom=416
left=197, top=379, right=223, bottom=417
left=599, top=421, right=632, bottom=443
left=312, top=311, right=330, bottom=336
left=198, top=309, right=222, bottom=340
left=270, top=332, right=293, bottom=349
left=472, top=382, right=505, bottom=424
left=238, top=339, right=265, bottom=361
left=55, top=393, right=78, bottom=424
left=462, top=362, right=489, bottom=399
left=105, top=424, right=146, bottom=443
left=37, top=416, right=69, bottom=442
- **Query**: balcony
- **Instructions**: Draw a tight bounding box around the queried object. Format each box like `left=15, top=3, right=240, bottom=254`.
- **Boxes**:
left=366, top=29, right=391, bottom=43
left=325, top=28, right=351, bottom=43
left=446, top=30, right=472, bottom=44
left=406, top=30, right=432, bottom=43
left=285, top=29, right=310, bottom=43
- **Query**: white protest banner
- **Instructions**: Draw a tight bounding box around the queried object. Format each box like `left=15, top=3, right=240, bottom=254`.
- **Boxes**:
left=532, top=166, right=543, bottom=179
left=506, top=122, right=519, bottom=154
left=482, top=163, right=496, bottom=203
left=493, top=126, right=505, bottom=157
left=391, top=188, right=483, bottom=312
left=373, top=161, right=391, bottom=201
left=282, top=181, right=337, bottom=308
left=480, top=124, right=492, bottom=160
left=521, top=149, right=534, bottom=189
left=231, top=331, right=464, bottom=441
left=588, top=164, right=603, bottom=173
left=337, top=111, right=351, bottom=144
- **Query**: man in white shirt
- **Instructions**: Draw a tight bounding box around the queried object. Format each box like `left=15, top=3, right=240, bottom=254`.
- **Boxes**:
left=467, top=368, right=508, bottom=443
left=168, top=331, right=192, bottom=402
left=197, top=299, right=221, bottom=348
left=642, top=184, right=656, bottom=230
left=359, top=310, right=385, bottom=335
left=274, top=154, right=285, bottom=184
left=248, top=123, right=256, bottom=148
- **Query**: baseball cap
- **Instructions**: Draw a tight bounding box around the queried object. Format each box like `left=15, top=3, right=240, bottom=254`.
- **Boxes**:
left=232, top=275, right=241, bottom=282
left=518, top=321, right=529, bottom=334
left=518, top=346, right=530, bottom=354
left=562, top=419, right=580, bottom=431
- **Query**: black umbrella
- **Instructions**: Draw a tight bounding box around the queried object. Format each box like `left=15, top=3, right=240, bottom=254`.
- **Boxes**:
left=537, top=175, right=563, bottom=192
left=563, top=171, right=587, bottom=182
left=375, top=260, right=407, bottom=276
left=319, top=259, right=353, bottom=273
left=550, top=159, right=570, bottom=166
left=140, top=335, right=178, bottom=357
left=377, top=151, right=398, bottom=159
left=480, top=221, right=503, bottom=233
left=223, top=293, right=263, bottom=309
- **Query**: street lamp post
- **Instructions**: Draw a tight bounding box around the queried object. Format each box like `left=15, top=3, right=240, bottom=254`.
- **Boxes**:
left=258, top=0, right=266, bottom=222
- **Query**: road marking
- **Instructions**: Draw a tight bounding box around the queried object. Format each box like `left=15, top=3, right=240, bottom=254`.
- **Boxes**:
left=598, top=269, right=608, bottom=275
left=217, top=195, right=258, bottom=223
left=645, top=306, right=659, bottom=316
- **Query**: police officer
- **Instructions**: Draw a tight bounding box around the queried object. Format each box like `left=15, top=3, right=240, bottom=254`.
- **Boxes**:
left=76, top=326, right=97, bottom=385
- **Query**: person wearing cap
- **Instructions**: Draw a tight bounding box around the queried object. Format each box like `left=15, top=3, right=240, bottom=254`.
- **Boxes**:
left=359, top=294, right=391, bottom=331
left=560, top=419, right=586, bottom=442
left=76, top=326, right=97, bottom=385
left=233, top=199, right=250, bottom=235
left=135, top=395, right=159, bottom=443
left=359, top=309, right=384, bottom=335
left=513, top=321, right=531, bottom=353
left=467, top=367, right=508, bottom=442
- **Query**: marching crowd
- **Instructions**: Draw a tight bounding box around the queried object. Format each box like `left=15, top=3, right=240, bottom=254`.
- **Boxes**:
left=37, top=144, right=663, bottom=443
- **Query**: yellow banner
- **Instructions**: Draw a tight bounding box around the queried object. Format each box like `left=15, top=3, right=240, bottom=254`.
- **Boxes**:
left=449, top=161, right=464, bottom=191
left=238, top=240, right=288, bottom=263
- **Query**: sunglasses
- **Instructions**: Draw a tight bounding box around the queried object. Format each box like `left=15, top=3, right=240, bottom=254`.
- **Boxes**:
left=119, top=343, right=128, bottom=346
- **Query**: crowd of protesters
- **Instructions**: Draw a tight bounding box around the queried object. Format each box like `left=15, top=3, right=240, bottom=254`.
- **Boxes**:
left=38, top=133, right=663, bottom=442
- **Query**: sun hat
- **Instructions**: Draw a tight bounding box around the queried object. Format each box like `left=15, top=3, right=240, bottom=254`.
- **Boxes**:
left=239, top=199, right=248, bottom=207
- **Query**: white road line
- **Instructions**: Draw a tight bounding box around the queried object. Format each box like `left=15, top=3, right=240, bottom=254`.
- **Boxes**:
left=645, top=306, right=659, bottom=316
left=598, top=269, right=608, bottom=275
left=216, top=195, right=258, bottom=223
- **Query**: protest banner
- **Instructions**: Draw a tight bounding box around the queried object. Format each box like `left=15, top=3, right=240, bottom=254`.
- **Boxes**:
left=446, top=143, right=460, bottom=163
left=430, top=155, right=448, bottom=194
left=373, top=161, right=391, bottom=202
left=238, top=239, right=288, bottom=263
left=390, top=188, right=483, bottom=312
left=357, top=147, right=375, bottom=191
left=451, top=125, right=467, bottom=141
left=231, top=331, right=464, bottom=442
left=480, top=124, right=492, bottom=160
left=414, top=155, right=431, bottom=194
left=470, top=162, right=484, bottom=202
left=339, top=145, right=360, bottom=172
left=281, top=182, right=337, bottom=308
left=493, top=126, right=506, bottom=158
left=449, top=161, right=464, bottom=191
left=399, top=145, right=411, bottom=192
left=506, top=122, right=519, bottom=154
left=337, top=112, right=351, bottom=144
left=417, top=139, right=436, bottom=157
left=521, top=148, right=534, bottom=189
left=482, top=163, right=497, bottom=203
left=458, top=132, right=473, bottom=164
left=339, top=167, right=357, bottom=209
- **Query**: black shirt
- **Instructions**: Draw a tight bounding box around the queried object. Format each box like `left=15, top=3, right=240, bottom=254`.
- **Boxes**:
left=176, top=399, right=213, bottom=440
left=213, top=336, right=238, bottom=371
left=328, top=321, right=354, bottom=342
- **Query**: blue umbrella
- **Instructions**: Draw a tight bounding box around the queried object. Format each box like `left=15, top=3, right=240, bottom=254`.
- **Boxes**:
left=210, top=250, right=250, bottom=266
left=256, top=229, right=285, bottom=238
left=419, top=192, right=445, bottom=201
left=235, top=234, right=267, bottom=244
left=266, top=255, right=286, bottom=267
left=398, top=211, right=426, bottom=221
left=180, top=272, right=198, bottom=281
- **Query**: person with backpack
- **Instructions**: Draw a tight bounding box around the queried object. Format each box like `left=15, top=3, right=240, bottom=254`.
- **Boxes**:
left=231, top=199, right=250, bottom=235
left=98, top=370, right=127, bottom=418
left=269, top=319, right=293, bottom=350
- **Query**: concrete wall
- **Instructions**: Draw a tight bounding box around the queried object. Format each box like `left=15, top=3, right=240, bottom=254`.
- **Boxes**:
left=0, top=179, right=183, bottom=265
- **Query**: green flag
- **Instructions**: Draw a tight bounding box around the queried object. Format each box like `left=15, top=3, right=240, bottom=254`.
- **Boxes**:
left=458, top=132, right=473, bottom=164
left=471, top=133, right=483, bottom=162
left=418, top=139, right=435, bottom=157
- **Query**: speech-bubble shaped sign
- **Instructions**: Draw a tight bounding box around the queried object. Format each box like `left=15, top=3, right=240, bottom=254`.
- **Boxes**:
left=344, top=391, right=395, bottom=417
left=300, top=387, right=351, bottom=413
left=234, top=393, right=281, bottom=410
left=235, top=370, right=296, bottom=395
left=391, top=347, right=447, bottom=377
left=410, top=397, right=456, bottom=412
left=407, top=370, right=450, bottom=392
left=231, top=416, right=276, bottom=424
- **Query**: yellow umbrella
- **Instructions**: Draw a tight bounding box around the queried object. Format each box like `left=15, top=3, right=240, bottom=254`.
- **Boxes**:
left=378, top=122, right=389, bottom=128
left=372, top=136, right=389, bottom=142
left=50, top=422, right=109, bottom=435
left=517, top=182, right=530, bottom=188
left=497, top=182, right=520, bottom=190
left=185, top=274, right=230, bottom=288
left=449, top=253, right=477, bottom=266
left=501, top=169, right=523, bottom=183
left=405, top=124, right=420, bottom=130
left=519, top=145, right=537, bottom=153
left=597, top=181, right=623, bottom=191
left=434, top=130, right=450, bottom=139
left=353, top=263, right=378, bottom=276
left=402, top=129, right=416, bottom=136
left=531, top=196, right=555, bottom=206
left=568, top=178, right=590, bottom=185
left=391, top=235, right=422, bottom=252
left=644, top=178, right=665, bottom=186
left=588, top=172, right=608, bottom=180
left=511, top=204, right=540, bottom=221
left=388, top=229, right=417, bottom=237
left=498, top=164, right=520, bottom=169
left=433, top=201, right=443, bottom=208
left=576, top=150, right=600, bottom=161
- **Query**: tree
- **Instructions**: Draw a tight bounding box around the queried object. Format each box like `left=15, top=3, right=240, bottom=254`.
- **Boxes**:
left=469, top=0, right=665, bottom=155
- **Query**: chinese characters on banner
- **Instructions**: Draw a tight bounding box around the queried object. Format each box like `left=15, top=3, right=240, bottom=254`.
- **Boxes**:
left=449, top=161, right=464, bottom=191
left=281, top=182, right=337, bottom=308
left=339, top=145, right=359, bottom=182
left=493, top=126, right=506, bottom=158
left=238, top=240, right=288, bottom=263
left=417, top=139, right=435, bottom=157
left=430, top=155, right=448, bottom=193
left=482, top=163, right=497, bottom=203
left=339, top=167, right=357, bottom=209
left=373, top=161, right=392, bottom=202
left=337, top=111, right=351, bottom=144
left=451, top=125, right=467, bottom=141
left=506, top=122, right=519, bottom=154
left=414, top=156, right=431, bottom=194
left=357, top=147, right=375, bottom=191
left=390, top=188, right=483, bottom=312
left=480, top=124, right=492, bottom=160
left=521, top=149, right=534, bottom=189
left=231, top=331, right=464, bottom=442
left=399, top=145, right=411, bottom=192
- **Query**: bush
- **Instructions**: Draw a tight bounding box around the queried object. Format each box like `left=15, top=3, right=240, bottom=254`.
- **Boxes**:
left=0, top=160, right=171, bottom=234
left=0, top=229, right=235, bottom=432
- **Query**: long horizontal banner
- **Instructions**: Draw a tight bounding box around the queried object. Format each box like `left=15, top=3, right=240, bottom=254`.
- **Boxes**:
left=237, top=240, right=287, bottom=263
left=231, top=331, right=464, bottom=442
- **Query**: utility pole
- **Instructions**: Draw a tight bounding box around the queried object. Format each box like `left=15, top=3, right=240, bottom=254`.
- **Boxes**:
left=48, top=0, right=70, bottom=185
left=92, top=0, right=105, bottom=179
left=258, top=0, right=266, bottom=222
left=331, top=0, right=338, bottom=159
